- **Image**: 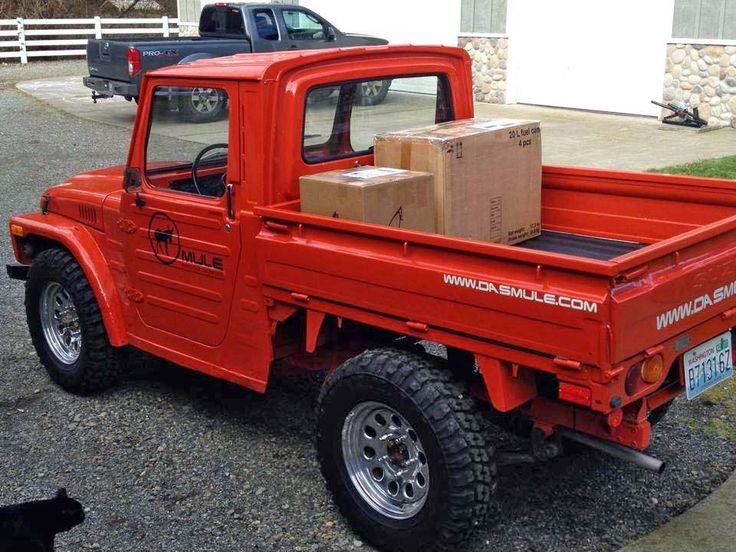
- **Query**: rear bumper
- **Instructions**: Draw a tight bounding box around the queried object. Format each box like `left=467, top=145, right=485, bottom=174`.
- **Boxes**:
left=83, top=76, right=138, bottom=98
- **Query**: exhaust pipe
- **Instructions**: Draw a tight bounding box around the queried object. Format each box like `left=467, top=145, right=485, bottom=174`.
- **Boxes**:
left=556, top=427, right=666, bottom=474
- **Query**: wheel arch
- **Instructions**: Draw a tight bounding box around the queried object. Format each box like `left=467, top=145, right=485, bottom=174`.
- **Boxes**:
left=10, top=213, right=128, bottom=347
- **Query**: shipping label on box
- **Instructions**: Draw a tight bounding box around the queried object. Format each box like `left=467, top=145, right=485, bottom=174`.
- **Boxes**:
left=374, top=118, right=542, bottom=245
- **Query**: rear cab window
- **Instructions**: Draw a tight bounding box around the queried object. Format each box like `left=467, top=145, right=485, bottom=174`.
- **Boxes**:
left=199, top=5, right=245, bottom=37
left=303, top=75, right=453, bottom=164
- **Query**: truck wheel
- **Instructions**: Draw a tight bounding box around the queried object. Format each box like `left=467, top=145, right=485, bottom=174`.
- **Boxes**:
left=355, top=79, right=391, bottom=106
left=25, top=248, right=124, bottom=395
left=179, top=87, right=227, bottom=123
left=317, top=348, right=495, bottom=552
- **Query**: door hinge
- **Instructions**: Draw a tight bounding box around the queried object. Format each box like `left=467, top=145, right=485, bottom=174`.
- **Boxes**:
left=553, top=357, right=582, bottom=370
left=116, top=218, right=137, bottom=234
left=290, top=292, right=310, bottom=303
left=405, top=321, right=429, bottom=333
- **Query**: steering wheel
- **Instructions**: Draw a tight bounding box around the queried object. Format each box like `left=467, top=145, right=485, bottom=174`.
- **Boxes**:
left=191, top=143, right=228, bottom=195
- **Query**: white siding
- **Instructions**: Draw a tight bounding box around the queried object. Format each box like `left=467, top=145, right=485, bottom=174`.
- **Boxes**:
left=300, top=0, right=461, bottom=46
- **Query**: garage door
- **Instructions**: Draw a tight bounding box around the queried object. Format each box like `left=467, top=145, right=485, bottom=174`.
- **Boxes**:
left=510, top=0, right=673, bottom=116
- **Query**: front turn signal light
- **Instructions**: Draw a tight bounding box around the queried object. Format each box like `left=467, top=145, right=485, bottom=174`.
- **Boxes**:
left=641, top=354, right=664, bottom=384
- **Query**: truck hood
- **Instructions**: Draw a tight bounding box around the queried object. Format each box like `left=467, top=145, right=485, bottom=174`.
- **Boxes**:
left=44, top=165, right=125, bottom=231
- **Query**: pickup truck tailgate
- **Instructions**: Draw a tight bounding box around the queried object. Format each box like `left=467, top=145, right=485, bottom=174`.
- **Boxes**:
left=87, top=39, right=130, bottom=82
left=610, top=223, right=736, bottom=362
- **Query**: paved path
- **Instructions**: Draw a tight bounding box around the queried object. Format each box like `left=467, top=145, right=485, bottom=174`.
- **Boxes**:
left=474, top=102, right=735, bottom=170
left=17, top=75, right=736, bottom=171
left=620, top=472, right=736, bottom=552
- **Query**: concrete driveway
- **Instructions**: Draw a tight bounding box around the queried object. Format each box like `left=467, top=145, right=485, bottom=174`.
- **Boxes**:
left=17, top=74, right=736, bottom=171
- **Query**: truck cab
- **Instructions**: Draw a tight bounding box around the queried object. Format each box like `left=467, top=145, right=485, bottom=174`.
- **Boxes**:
left=8, top=46, right=736, bottom=552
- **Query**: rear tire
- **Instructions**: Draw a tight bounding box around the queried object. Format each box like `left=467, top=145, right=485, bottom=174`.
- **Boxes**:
left=317, top=348, right=495, bottom=552
left=25, top=248, right=124, bottom=395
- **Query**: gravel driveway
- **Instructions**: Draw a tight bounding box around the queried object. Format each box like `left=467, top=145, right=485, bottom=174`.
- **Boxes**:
left=1, top=62, right=735, bottom=552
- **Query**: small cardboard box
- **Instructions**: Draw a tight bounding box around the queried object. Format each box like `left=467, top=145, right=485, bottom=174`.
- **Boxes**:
left=299, top=166, right=435, bottom=233
left=374, top=118, right=542, bottom=245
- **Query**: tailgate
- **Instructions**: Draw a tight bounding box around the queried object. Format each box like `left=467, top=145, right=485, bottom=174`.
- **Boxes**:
left=86, top=39, right=131, bottom=82
left=610, top=227, right=736, bottom=362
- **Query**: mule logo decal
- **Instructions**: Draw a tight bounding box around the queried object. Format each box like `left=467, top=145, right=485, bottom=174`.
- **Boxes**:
left=147, top=212, right=180, bottom=265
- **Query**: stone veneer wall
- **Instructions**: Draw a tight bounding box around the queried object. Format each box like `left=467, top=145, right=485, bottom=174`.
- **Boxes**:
left=457, top=36, right=508, bottom=104
left=663, top=43, right=736, bottom=128
left=177, top=24, right=199, bottom=37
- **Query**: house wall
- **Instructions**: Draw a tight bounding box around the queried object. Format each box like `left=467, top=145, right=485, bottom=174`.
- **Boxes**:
left=301, top=0, right=461, bottom=46
left=663, top=43, right=736, bottom=127
left=457, top=36, right=508, bottom=104
left=458, top=0, right=508, bottom=104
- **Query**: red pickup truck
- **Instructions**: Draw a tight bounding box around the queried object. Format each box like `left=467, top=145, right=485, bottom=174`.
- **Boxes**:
left=7, top=46, right=736, bottom=551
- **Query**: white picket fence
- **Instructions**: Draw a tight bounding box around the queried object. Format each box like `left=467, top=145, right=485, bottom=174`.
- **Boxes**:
left=0, top=16, right=180, bottom=64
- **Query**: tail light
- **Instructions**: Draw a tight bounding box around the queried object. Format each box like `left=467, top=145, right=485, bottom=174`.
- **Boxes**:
left=127, top=47, right=141, bottom=77
left=641, top=354, right=665, bottom=383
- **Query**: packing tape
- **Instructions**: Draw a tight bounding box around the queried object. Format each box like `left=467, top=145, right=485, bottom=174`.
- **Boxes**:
left=400, top=141, right=413, bottom=169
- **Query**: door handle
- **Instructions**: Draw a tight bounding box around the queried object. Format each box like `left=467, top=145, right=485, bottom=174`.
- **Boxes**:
left=226, top=183, right=235, bottom=220
left=287, top=44, right=299, bottom=49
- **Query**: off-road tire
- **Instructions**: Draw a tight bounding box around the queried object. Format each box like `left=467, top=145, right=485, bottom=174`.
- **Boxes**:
left=25, top=248, right=124, bottom=394
left=316, top=348, right=496, bottom=552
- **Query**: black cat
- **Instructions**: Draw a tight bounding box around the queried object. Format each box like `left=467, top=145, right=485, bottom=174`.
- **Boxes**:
left=0, top=488, right=85, bottom=552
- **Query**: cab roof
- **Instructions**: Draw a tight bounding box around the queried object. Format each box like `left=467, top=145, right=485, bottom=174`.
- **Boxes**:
left=146, top=45, right=469, bottom=83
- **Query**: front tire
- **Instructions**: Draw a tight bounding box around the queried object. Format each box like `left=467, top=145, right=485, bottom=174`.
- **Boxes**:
left=25, top=248, right=124, bottom=394
left=317, top=348, right=495, bottom=552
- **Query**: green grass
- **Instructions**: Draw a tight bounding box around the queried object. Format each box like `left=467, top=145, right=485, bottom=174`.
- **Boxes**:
left=651, top=155, right=736, bottom=179
left=701, top=378, right=736, bottom=443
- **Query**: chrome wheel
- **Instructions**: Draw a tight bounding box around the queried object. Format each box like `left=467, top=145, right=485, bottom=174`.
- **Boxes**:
left=190, top=88, right=221, bottom=114
left=40, top=281, right=81, bottom=365
left=342, top=401, right=430, bottom=519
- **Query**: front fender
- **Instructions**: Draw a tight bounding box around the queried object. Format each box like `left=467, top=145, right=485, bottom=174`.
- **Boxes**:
left=9, top=212, right=128, bottom=347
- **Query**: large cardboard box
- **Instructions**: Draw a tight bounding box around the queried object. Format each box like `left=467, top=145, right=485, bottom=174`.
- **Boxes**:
left=374, top=118, right=542, bottom=245
left=299, top=166, right=435, bottom=233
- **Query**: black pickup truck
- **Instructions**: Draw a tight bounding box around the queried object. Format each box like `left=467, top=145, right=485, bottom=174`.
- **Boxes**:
left=83, top=2, right=389, bottom=113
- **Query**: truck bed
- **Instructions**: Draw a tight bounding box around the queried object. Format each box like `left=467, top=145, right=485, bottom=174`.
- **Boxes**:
left=519, top=231, right=643, bottom=261
left=254, top=165, right=736, bottom=369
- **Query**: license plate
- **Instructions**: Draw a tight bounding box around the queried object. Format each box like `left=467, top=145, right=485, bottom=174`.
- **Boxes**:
left=683, top=331, right=733, bottom=400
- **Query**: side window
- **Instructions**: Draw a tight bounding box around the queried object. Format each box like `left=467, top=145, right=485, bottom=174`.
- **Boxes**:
left=282, top=9, right=327, bottom=40
left=146, top=86, right=230, bottom=198
left=254, top=8, right=279, bottom=40
left=303, top=76, right=453, bottom=163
